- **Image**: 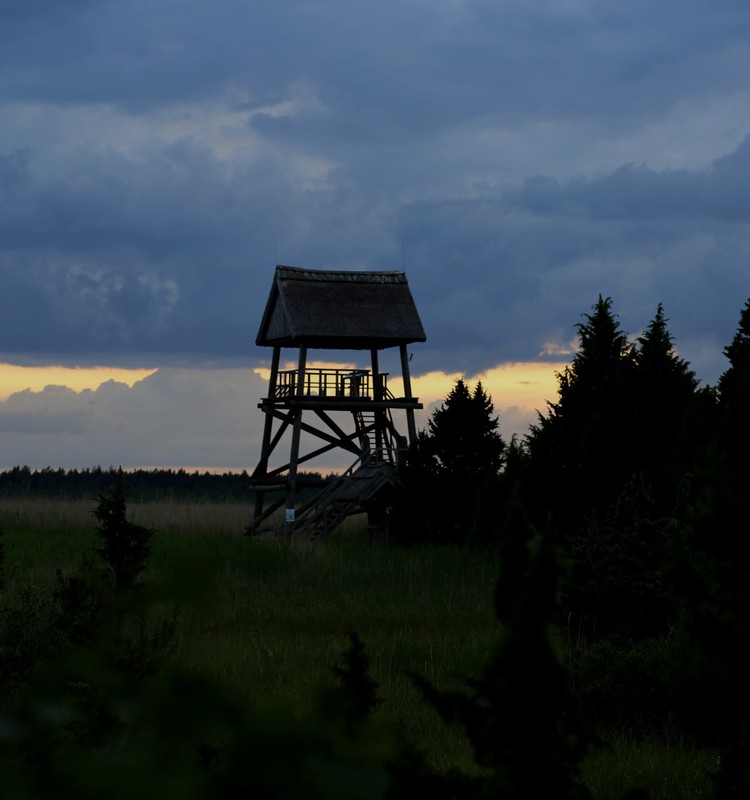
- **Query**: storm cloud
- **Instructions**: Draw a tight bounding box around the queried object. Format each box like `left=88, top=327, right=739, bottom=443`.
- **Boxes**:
left=2, top=0, right=750, bottom=383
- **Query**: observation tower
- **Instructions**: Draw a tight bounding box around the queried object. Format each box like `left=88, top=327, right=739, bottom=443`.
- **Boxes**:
left=248, top=265, right=426, bottom=540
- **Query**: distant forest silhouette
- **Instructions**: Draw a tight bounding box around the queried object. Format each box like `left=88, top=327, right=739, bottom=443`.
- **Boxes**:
left=0, top=466, right=328, bottom=502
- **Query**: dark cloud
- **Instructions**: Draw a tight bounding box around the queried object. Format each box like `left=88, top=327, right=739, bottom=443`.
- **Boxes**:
left=397, top=138, right=750, bottom=377
left=1, top=0, right=750, bottom=388
left=1, top=1, right=748, bottom=123
left=2, top=131, right=750, bottom=381
left=507, top=136, right=750, bottom=222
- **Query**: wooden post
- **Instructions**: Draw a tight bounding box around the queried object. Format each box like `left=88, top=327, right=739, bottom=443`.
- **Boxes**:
left=371, top=348, right=384, bottom=459
left=268, top=345, right=281, bottom=398
left=253, top=345, right=281, bottom=520
left=285, top=346, right=307, bottom=538
left=400, top=344, right=417, bottom=444
left=253, top=346, right=281, bottom=524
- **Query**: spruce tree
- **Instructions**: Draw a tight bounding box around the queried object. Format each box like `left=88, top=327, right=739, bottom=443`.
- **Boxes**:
left=427, top=379, right=505, bottom=482
left=427, top=379, right=505, bottom=545
left=633, top=303, right=700, bottom=515
left=718, top=297, right=750, bottom=478
left=390, top=379, right=505, bottom=546
left=671, top=299, right=750, bottom=794
left=527, top=296, right=637, bottom=539
left=92, top=468, right=152, bottom=589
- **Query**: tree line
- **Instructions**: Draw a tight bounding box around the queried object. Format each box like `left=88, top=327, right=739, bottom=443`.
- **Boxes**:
left=0, top=466, right=328, bottom=502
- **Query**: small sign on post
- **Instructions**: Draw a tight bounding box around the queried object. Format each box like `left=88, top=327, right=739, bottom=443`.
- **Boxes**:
left=285, top=508, right=296, bottom=523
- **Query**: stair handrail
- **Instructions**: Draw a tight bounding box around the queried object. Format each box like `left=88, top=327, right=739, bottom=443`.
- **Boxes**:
left=295, top=450, right=379, bottom=524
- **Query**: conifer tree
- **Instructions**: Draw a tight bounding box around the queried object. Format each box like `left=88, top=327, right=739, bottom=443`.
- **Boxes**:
left=427, top=379, right=505, bottom=481
left=390, top=379, right=505, bottom=546
left=0, top=526, right=4, bottom=593
left=718, top=297, right=750, bottom=478
left=92, top=468, right=152, bottom=589
left=671, top=299, right=750, bottom=794
left=527, top=296, right=637, bottom=539
left=427, top=379, right=505, bottom=545
left=633, top=303, right=700, bottom=514
left=635, top=304, right=696, bottom=394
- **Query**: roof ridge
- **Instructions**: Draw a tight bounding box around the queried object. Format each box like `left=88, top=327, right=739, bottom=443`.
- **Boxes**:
left=276, top=265, right=406, bottom=284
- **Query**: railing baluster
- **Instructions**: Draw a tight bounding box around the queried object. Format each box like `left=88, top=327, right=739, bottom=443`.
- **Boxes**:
left=269, top=367, right=393, bottom=402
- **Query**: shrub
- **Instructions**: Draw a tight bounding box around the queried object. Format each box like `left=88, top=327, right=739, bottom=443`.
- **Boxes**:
left=569, top=636, right=677, bottom=736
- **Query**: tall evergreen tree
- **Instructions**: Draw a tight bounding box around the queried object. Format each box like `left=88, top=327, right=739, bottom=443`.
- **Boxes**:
left=671, top=298, right=750, bottom=794
left=527, top=296, right=637, bottom=539
left=427, top=380, right=505, bottom=481
left=635, top=304, right=696, bottom=393
left=718, top=297, right=750, bottom=478
left=633, top=303, right=700, bottom=515
left=390, top=379, right=505, bottom=546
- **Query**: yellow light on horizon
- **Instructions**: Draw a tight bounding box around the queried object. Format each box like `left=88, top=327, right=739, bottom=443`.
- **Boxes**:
left=398, top=361, right=565, bottom=411
left=0, top=363, right=158, bottom=401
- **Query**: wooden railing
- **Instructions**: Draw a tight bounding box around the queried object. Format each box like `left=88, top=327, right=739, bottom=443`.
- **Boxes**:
left=272, top=368, right=390, bottom=400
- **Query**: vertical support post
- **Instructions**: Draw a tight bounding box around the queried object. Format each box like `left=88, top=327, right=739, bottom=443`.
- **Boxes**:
left=370, top=348, right=380, bottom=399
left=285, top=346, right=307, bottom=538
left=371, top=348, right=384, bottom=459
left=268, top=345, right=281, bottom=398
left=253, top=346, right=281, bottom=525
left=400, top=344, right=417, bottom=444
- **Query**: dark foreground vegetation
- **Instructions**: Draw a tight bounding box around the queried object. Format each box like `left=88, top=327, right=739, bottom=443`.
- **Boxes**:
left=1, top=492, right=712, bottom=800
left=1, top=294, right=749, bottom=797
left=390, top=295, right=750, bottom=797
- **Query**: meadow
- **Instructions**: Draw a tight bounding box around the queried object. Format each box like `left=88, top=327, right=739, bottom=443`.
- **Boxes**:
left=0, top=497, right=715, bottom=798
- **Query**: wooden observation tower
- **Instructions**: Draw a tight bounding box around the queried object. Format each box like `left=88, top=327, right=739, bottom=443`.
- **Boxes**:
left=248, top=265, right=426, bottom=540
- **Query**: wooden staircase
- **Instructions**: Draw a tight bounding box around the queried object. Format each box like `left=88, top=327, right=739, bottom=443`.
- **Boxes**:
left=294, top=454, right=400, bottom=541
left=354, top=410, right=377, bottom=454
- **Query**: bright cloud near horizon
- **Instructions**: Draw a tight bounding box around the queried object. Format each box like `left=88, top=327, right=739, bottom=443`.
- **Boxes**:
left=2, top=0, right=750, bottom=470
left=0, top=361, right=563, bottom=470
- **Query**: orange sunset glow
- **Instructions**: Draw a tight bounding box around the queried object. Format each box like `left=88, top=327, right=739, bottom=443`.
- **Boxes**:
left=0, top=363, right=157, bottom=402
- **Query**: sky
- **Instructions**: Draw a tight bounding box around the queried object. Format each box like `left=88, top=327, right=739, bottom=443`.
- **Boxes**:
left=2, top=0, right=750, bottom=471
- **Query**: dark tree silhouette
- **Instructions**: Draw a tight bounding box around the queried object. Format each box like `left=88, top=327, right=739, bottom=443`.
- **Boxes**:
left=415, top=497, right=592, bottom=799
left=93, top=469, right=153, bottom=589
left=527, top=296, right=637, bottom=539
left=718, top=297, right=750, bottom=480
left=0, top=526, right=4, bottom=593
left=391, top=379, right=505, bottom=546
left=668, top=298, right=750, bottom=795
left=632, top=303, right=701, bottom=515
left=427, top=380, right=505, bottom=481
left=525, top=298, right=707, bottom=642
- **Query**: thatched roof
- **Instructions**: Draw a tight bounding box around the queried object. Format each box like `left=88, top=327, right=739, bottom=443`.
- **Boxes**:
left=256, top=265, right=427, bottom=349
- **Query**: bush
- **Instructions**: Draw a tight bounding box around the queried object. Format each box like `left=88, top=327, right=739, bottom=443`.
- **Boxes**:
left=569, top=636, right=677, bottom=736
left=0, top=585, right=64, bottom=700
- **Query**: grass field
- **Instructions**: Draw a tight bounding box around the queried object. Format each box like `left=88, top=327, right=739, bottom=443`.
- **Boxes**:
left=0, top=498, right=715, bottom=798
